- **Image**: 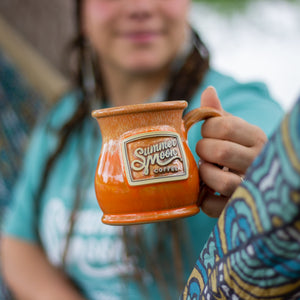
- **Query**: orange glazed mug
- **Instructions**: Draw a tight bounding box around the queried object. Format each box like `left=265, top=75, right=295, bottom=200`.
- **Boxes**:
left=92, top=101, right=221, bottom=225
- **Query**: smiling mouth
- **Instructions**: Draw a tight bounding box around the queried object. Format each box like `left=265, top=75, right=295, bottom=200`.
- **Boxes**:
left=121, top=31, right=162, bottom=43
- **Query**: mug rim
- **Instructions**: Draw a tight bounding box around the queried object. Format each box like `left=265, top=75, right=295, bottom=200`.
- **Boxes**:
left=91, top=100, right=188, bottom=119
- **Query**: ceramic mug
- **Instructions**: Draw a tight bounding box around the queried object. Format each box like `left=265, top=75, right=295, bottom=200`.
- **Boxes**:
left=92, top=101, right=221, bottom=225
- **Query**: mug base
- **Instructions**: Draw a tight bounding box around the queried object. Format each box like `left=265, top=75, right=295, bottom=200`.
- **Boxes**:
left=101, top=205, right=200, bottom=225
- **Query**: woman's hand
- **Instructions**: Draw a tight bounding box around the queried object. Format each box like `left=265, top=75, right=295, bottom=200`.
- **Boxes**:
left=196, top=87, right=267, bottom=217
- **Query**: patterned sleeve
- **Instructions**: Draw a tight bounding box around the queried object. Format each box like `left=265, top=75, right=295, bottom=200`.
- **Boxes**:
left=181, top=97, right=300, bottom=299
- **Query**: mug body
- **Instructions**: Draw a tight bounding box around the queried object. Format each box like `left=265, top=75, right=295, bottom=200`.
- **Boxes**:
left=93, top=101, right=200, bottom=225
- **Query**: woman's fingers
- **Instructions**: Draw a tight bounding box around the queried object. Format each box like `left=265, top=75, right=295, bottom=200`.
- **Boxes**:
left=197, top=114, right=267, bottom=175
left=199, top=189, right=229, bottom=218
left=196, top=138, right=257, bottom=174
left=201, top=115, right=267, bottom=148
left=196, top=98, right=268, bottom=218
left=199, top=162, right=243, bottom=197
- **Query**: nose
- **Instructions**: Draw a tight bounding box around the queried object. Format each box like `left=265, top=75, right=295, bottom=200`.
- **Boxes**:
left=124, top=0, right=155, bottom=20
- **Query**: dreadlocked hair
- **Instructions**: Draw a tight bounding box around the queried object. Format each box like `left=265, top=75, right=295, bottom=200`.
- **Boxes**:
left=167, top=29, right=209, bottom=101
left=34, top=0, right=210, bottom=297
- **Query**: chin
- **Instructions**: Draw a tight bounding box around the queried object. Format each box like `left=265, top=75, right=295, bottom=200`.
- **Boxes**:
left=129, top=66, right=164, bottom=76
left=124, top=58, right=168, bottom=74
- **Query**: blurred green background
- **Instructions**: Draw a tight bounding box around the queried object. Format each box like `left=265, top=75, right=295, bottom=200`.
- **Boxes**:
left=194, top=0, right=300, bottom=12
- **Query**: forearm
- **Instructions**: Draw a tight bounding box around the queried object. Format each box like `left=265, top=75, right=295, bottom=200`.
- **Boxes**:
left=1, top=236, right=86, bottom=300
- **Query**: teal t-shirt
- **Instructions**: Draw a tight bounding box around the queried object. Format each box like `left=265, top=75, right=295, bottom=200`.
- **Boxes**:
left=3, top=69, right=284, bottom=299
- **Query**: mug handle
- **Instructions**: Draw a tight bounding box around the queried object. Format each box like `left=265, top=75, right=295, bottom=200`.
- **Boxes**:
left=183, top=106, right=222, bottom=132
left=183, top=106, right=222, bottom=207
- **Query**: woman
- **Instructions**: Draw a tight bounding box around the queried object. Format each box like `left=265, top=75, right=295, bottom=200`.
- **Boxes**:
left=1, top=0, right=283, bottom=299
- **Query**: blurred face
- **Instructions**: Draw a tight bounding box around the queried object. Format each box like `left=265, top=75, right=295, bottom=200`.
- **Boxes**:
left=82, top=0, right=190, bottom=75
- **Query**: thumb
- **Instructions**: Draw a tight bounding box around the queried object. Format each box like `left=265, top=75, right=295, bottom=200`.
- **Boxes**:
left=200, top=86, right=223, bottom=113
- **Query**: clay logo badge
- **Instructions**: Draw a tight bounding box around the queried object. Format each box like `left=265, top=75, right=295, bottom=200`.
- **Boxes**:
left=121, top=131, right=188, bottom=186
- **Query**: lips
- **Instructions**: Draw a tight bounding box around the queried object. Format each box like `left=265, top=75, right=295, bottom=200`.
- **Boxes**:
left=120, top=30, right=163, bottom=43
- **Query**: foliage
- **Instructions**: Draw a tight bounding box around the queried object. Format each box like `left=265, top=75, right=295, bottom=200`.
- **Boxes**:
left=193, top=0, right=300, bottom=14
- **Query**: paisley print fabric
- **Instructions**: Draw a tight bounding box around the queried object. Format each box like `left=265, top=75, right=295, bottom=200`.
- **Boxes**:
left=181, top=98, right=300, bottom=300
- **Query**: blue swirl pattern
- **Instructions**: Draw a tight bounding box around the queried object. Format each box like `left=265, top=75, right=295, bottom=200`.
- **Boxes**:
left=181, top=98, right=300, bottom=300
